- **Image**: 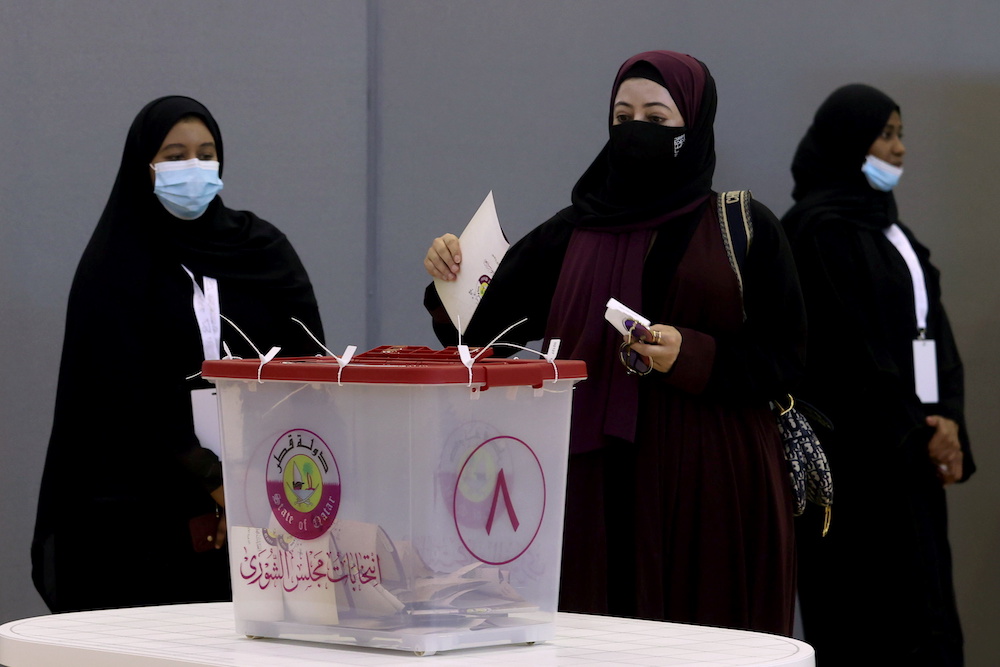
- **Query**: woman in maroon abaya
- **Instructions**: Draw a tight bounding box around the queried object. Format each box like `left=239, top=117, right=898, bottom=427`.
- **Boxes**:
left=424, top=51, right=805, bottom=634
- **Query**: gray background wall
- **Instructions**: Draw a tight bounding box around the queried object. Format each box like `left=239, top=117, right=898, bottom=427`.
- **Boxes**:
left=2, top=1, right=998, bottom=663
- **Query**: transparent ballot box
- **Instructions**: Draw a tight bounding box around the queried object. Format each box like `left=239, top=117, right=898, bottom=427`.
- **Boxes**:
left=202, top=346, right=586, bottom=655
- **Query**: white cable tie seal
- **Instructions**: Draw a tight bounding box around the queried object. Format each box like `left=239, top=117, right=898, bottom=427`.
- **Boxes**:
left=291, top=317, right=335, bottom=356
left=454, top=315, right=476, bottom=386
left=535, top=338, right=562, bottom=395
left=186, top=334, right=259, bottom=381
left=257, top=347, right=281, bottom=383
left=458, top=344, right=474, bottom=386
left=290, top=317, right=357, bottom=386
left=336, top=345, right=357, bottom=386
left=188, top=334, right=252, bottom=381
left=478, top=318, right=528, bottom=362
left=221, top=314, right=279, bottom=383
left=487, top=337, right=569, bottom=395
left=543, top=339, right=560, bottom=383
left=458, top=317, right=529, bottom=388
left=487, top=336, right=560, bottom=379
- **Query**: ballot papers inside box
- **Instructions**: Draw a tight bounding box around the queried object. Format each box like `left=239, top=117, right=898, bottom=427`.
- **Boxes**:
left=203, top=346, right=585, bottom=655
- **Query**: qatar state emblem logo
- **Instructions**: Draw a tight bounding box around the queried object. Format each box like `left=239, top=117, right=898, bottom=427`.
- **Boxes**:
left=266, top=428, right=341, bottom=540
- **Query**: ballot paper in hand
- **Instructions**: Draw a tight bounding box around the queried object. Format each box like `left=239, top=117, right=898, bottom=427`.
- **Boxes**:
left=434, top=191, right=510, bottom=335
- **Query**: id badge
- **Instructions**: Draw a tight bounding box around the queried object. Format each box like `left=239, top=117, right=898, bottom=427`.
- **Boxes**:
left=913, top=339, right=939, bottom=404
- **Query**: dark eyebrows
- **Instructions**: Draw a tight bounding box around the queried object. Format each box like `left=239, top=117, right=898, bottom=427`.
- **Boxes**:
left=158, top=141, right=216, bottom=151
left=612, top=101, right=675, bottom=112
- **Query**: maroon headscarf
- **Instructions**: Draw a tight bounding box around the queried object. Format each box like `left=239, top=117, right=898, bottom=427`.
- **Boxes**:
left=547, top=51, right=717, bottom=453
left=570, top=50, right=716, bottom=227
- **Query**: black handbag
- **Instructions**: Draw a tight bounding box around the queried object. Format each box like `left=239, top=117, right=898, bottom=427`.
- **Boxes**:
left=772, top=395, right=833, bottom=535
left=718, top=191, right=833, bottom=535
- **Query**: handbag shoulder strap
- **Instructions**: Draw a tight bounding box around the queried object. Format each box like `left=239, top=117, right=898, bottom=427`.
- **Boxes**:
left=716, top=190, right=754, bottom=317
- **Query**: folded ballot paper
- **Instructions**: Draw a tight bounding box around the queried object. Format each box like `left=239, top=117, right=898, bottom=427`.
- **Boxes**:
left=433, top=192, right=510, bottom=335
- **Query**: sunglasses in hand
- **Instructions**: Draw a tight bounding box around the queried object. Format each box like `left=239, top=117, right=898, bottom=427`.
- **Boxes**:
left=619, top=318, right=661, bottom=376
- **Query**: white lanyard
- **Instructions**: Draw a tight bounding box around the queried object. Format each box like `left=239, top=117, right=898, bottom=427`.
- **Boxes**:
left=882, top=224, right=929, bottom=336
left=882, top=224, right=938, bottom=403
left=181, top=265, right=221, bottom=361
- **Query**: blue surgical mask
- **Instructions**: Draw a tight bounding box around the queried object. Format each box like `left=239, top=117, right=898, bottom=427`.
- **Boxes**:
left=861, top=154, right=903, bottom=192
left=151, top=158, right=224, bottom=219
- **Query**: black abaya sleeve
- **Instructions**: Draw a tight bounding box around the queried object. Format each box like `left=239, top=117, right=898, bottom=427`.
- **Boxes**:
left=424, top=212, right=574, bottom=353
left=900, top=225, right=974, bottom=480
left=930, top=303, right=975, bottom=480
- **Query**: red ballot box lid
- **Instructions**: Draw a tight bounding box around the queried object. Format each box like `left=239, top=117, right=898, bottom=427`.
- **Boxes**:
left=202, top=345, right=586, bottom=390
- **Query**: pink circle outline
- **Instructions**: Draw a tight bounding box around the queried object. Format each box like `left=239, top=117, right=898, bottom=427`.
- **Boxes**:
left=452, top=435, right=546, bottom=565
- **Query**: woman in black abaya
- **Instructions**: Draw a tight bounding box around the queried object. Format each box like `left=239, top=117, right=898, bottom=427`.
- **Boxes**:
left=782, top=84, right=974, bottom=665
left=424, top=51, right=806, bottom=634
left=32, top=96, right=325, bottom=612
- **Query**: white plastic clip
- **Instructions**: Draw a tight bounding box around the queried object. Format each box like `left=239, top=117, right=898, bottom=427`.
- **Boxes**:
left=258, top=347, right=281, bottom=383
left=221, top=314, right=280, bottom=383
left=542, top=338, right=560, bottom=381
left=455, top=314, right=476, bottom=387
left=535, top=338, right=561, bottom=395
left=456, top=317, right=529, bottom=390
left=458, top=344, right=475, bottom=387
left=336, top=345, right=357, bottom=386
left=291, top=318, right=357, bottom=386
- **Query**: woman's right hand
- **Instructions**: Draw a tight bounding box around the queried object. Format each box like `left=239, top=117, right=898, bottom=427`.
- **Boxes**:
left=926, top=415, right=963, bottom=485
left=425, top=234, right=462, bottom=281
left=627, top=324, right=682, bottom=374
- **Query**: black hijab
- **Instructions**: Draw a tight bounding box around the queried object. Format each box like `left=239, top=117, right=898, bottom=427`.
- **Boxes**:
left=783, top=84, right=901, bottom=237
left=33, top=96, right=324, bottom=611
left=80, top=95, right=322, bottom=306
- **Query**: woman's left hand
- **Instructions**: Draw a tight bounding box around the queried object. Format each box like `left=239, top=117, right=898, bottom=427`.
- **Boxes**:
left=926, top=415, right=962, bottom=485
left=628, top=324, right=682, bottom=374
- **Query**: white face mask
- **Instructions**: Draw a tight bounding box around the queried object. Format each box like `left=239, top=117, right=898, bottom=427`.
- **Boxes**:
left=861, top=154, right=903, bottom=192
left=150, top=158, right=224, bottom=219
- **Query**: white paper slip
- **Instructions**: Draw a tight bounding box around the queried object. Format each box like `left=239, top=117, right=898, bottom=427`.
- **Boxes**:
left=434, top=191, right=510, bottom=335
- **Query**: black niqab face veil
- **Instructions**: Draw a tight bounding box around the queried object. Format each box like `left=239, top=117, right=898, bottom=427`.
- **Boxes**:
left=570, top=50, right=717, bottom=227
